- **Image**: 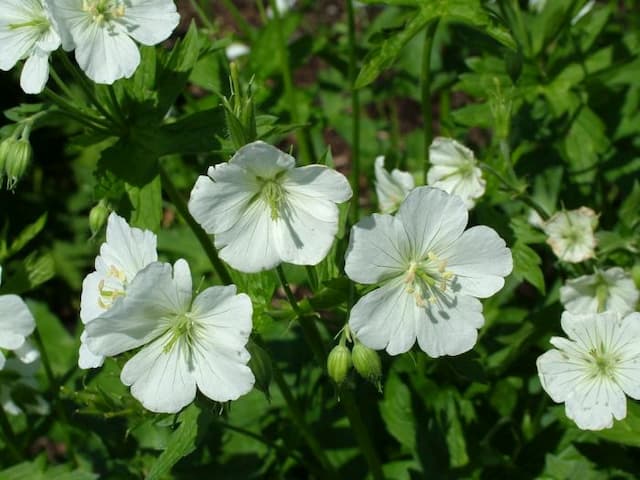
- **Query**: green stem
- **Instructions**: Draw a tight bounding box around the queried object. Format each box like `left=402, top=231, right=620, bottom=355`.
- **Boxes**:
left=347, top=0, right=361, bottom=223
left=189, top=0, right=216, bottom=31
left=49, top=66, right=75, bottom=100
left=267, top=0, right=316, bottom=164
left=272, top=366, right=337, bottom=476
left=159, top=165, right=233, bottom=285
left=43, top=89, right=112, bottom=133
left=0, top=407, right=23, bottom=462
left=32, top=328, right=56, bottom=390
left=421, top=20, right=438, bottom=184
left=275, top=266, right=384, bottom=480
left=221, top=0, right=254, bottom=38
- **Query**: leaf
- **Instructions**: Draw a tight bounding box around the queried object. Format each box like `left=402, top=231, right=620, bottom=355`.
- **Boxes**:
left=158, top=108, right=226, bottom=155
left=125, top=176, right=162, bottom=233
left=146, top=404, right=212, bottom=480
left=2, top=213, right=47, bottom=260
left=619, top=181, right=640, bottom=229
left=592, top=402, right=640, bottom=447
left=379, top=371, right=416, bottom=450
left=28, top=301, right=76, bottom=376
left=511, top=241, right=545, bottom=294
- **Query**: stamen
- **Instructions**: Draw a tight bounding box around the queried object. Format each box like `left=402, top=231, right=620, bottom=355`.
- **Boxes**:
left=404, top=253, right=456, bottom=308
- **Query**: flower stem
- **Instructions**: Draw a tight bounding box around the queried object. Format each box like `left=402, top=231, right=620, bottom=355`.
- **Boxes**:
left=158, top=165, right=233, bottom=285
left=421, top=20, right=439, bottom=184
left=220, top=0, right=254, bottom=38
left=346, top=0, right=361, bottom=224
left=272, top=365, right=337, bottom=476
left=275, top=266, right=384, bottom=480
left=0, top=407, right=23, bottom=462
left=267, top=0, right=316, bottom=165
left=189, top=0, right=216, bottom=32
left=43, top=89, right=112, bottom=133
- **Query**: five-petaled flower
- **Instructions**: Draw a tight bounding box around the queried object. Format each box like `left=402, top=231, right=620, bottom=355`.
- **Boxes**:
left=544, top=207, right=598, bottom=263
left=188, top=141, right=352, bottom=273
left=79, top=212, right=157, bottom=369
left=85, top=260, right=255, bottom=413
left=0, top=0, right=61, bottom=94
left=427, top=137, right=486, bottom=209
left=49, top=0, right=179, bottom=83
left=345, top=187, right=512, bottom=357
left=374, top=156, right=414, bottom=214
left=537, top=310, right=640, bottom=430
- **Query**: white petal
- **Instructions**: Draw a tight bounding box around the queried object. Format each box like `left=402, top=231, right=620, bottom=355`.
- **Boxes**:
left=0, top=352, right=5, bottom=371
left=564, top=377, right=626, bottom=430
left=345, top=214, right=410, bottom=284
left=397, top=187, right=468, bottom=259
left=441, top=226, right=513, bottom=298
left=188, top=164, right=259, bottom=234
left=282, top=165, right=352, bottom=204
left=214, top=199, right=281, bottom=273
left=0, top=295, right=35, bottom=350
left=85, top=262, right=180, bottom=357
left=121, top=334, right=196, bottom=413
left=537, top=349, right=587, bottom=403
left=415, top=293, right=484, bottom=357
left=349, top=280, right=421, bottom=355
left=78, top=330, right=104, bottom=369
left=612, top=313, right=640, bottom=399
left=230, top=141, right=295, bottom=178
left=375, top=157, right=413, bottom=214
left=429, top=137, right=475, bottom=167
left=73, top=20, right=140, bottom=84
left=79, top=271, right=105, bottom=324
left=14, top=339, right=39, bottom=364
left=20, top=48, right=50, bottom=94
left=118, top=0, right=179, bottom=45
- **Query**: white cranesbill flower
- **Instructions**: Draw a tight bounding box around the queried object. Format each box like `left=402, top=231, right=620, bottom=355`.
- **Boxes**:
left=0, top=0, right=61, bottom=94
left=537, top=310, right=640, bottom=431
left=0, top=266, right=37, bottom=370
left=345, top=186, right=513, bottom=356
left=49, top=0, right=180, bottom=84
left=79, top=212, right=157, bottom=369
left=427, top=137, right=486, bottom=209
left=544, top=207, right=598, bottom=263
left=374, top=156, right=414, bottom=214
left=85, top=260, right=255, bottom=413
left=188, top=141, right=352, bottom=273
left=561, top=267, right=639, bottom=316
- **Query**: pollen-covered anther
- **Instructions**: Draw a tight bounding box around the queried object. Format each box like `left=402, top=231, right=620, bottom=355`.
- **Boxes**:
left=97, top=279, right=125, bottom=309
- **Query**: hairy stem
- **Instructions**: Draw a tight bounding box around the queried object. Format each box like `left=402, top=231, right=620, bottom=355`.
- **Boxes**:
left=421, top=21, right=439, bottom=184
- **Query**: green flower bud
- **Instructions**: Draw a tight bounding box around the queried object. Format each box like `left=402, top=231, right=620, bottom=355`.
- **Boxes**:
left=352, top=342, right=382, bottom=391
left=247, top=341, right=273, bottom=400
left=89, top=200, right=111, bottom=236
left=0, top=138, right=11, bottom=179
left=327, top=344, right=352, bottom=385
left=4, top=138, right=33, bottom=189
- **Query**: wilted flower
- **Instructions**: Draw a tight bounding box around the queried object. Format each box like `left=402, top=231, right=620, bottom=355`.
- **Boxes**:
left=345, top=187, right=512, bottom=357
left=537, top=310, right=640, bottom=430
left=374, top=156, right=414, bottom=214
left=427, top=137, right=486, bottom=209
left=0, top=0, right=61, bottom=93
left=79, top=212, right=157, bottom=369
left=561, top=267, right=639, bottom=316
left=0, top=267, right=36, bottom=370
left=49, top=0, right=180, bottom=84
left=544, top=207, right=598, bottom=263
left=86, top=260, right=255, bottom=413
left=188, top=141, right=352, bottom=273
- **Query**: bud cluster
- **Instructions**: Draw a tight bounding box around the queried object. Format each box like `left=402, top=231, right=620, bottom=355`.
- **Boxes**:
left=327, top=328, right=382, bottom=392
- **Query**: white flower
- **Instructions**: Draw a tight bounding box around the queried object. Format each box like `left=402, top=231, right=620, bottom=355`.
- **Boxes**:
left=572, top=0, right=595, bottom=24
left=427, top=137, right=486, bottom=209
left=528, top=0, right=546, bottom=13
left=0, top=0, right=61, bottom=94
left=544, top=207, right=598, bottom=263
left=85, top=259, right=255, bottom=413
left=49, top=0, right=180, bottom=84
left=560, top=267, right=639, bottom=316
left=345, top=187, right=513, bottom=356
left=225, top=42, right=250, bottom=61
left=374, top=156, right=414, bottom=214
left=0, top=266, right=37, bottom=370
left=537, top=310, right=640, bottom=431
left=188, top=141, right=352, bottom=273
left=267, top=0, right=297, bottom=18
left=79, top=212, right=157, bottom=369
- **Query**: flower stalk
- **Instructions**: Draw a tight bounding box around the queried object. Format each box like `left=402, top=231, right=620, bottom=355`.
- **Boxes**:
left=421, top=20, right=439, bottom=184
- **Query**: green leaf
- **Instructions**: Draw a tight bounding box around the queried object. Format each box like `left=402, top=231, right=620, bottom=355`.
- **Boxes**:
left=511, top=241, right=545, bottom=294
left=125, top=175, right=162, bottom=233
left=28, top=301, right=76, bottom=377
left=158, top=108, right=226, bottom=155
left=619, top=181, right=640, bottom=229
left=592, top=402, right=640, bottom=447
left=146, top=404, right=212, bottom=480
left=379, top=371, right=416, bottom=450
left=2, top=213, right=47, bottom=260
left=1, top=252, right=55, bottom=294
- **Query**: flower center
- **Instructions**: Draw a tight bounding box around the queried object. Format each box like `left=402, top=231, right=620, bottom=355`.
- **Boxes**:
left=403, top=253, right=455, bottom=307
left=260, top=179, right=285, bottom=220
left=97, top=265, right=127, bottom=309
left=163, top=313, right=200, bottom=353
left=587, top=343, right=619, bottom=380
left=9, top=16, right=50, bottom=33
left=82, top=0, right=126, bottom=24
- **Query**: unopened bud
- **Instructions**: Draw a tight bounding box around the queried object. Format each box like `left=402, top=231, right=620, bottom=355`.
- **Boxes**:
left=89, top=200, right=111, bottom=236
left=247, top=341, right=273, bottom=400
left=3, top=138, right=32, bottom=189
left=0, top=139, right=11, bottom=178
left=352, top=342, right=382, bottom=391
left=327, top=344, right=352, bottom=385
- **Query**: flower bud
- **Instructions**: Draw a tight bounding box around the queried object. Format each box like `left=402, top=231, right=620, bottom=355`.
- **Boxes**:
left=247, top=341, right=273, bottom=400
left=327, top=344, right=352, bottom=385
left=0, top=138, right=11, bottom=179
left=3, top=138, right=33, bottom=189
left=89, top=200, right=111, bottom=236
left=352, top=342, right=382, bottom=391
